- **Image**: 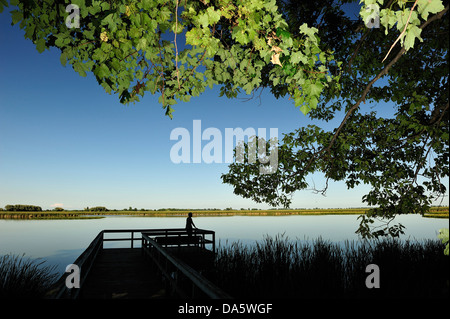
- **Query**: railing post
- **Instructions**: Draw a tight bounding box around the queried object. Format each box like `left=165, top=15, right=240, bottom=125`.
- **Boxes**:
left=131, top=231, right=134, bottom=249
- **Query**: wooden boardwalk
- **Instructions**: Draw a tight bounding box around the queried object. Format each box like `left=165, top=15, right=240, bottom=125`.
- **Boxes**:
left=49, top=229, right=231, bottom=299
left=79, top=248, right=167, bottom=299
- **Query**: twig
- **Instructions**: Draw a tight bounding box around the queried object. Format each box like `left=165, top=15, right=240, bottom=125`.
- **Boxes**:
left=382, top=0, right=418, bottom=62
left=174, top=0, right=180, bottom=89
left=76, top=40, right=97, bottom=47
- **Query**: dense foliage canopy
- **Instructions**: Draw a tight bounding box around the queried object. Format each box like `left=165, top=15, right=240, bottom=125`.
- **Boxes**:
left=1, top=0, right=340, bottom=117
left=222, top=0, right=449, bottom=238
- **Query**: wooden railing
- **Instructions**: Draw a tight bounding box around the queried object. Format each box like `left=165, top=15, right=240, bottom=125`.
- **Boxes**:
left=141, top=232, right=231, bottom=299
left=48, top=231, right=104, bottom=299
left=141, top=228, right=216, bottom=252
left=101, top=228, right=153, bottom=249
left=47, top=228, right=231, bottom=299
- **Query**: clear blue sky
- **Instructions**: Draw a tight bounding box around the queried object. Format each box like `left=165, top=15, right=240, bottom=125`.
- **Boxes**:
left=0, top=5, right=448, bottom=210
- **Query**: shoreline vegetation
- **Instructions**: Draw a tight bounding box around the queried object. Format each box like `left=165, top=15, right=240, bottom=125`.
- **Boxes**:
left=0, top=254, right=58, bottom=298
left=2, top=236, right=448, bottom=298
left=207, top=235, right=449, bottom=298
left=0, top=206, right=448, bottom=220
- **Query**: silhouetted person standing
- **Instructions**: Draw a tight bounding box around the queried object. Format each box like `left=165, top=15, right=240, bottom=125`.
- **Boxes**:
left=186, top=212, right=197, bottom=237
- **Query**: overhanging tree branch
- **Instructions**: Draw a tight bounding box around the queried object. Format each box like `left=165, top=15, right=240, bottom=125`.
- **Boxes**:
left=319, top=4, right=449, bottom=160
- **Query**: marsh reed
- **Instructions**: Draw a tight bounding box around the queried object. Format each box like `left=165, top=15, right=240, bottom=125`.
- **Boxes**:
left=206, top=234, right=449, bottom=298
left=0, top=254, right=58, bottom=298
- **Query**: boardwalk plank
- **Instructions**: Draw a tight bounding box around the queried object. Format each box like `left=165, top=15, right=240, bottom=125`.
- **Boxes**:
left=80, top=248, right=167, bottom=299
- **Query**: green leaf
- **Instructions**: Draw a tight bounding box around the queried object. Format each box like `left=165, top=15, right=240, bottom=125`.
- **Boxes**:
left=137, top=38, right=147, bottom=51
left=11, top=10, right=22, bottom=25
left=186, top=28, right=203, bottom=46
left=73, top=62, right=87, bottom=77
left=309, top=81, right=324, bottom=97
left=165, top=105, right=175, bottom=119
left=141, top=0, right=152, bottom=10
left=294, top=94, right=304, bottom=107
left=300, top=104, right=310, bottom=115
left=100, top=1, right=109, bottom=10
left=282, top=61, right=295, bottom=77
left=299, top=23, right=318, bottom=42
left=35, top=38, right=46, bottom=53
left=290, top=51, right=308, bottom=65
left=109, top=58, right=120, bottom=72
left=207, top=7, right=221, bottom=25
left=60, top=52, right=67, bottom=66
left=318, top=52, right=326, bottom=64
left=276, top=28, right=291, bottom=40
left=95, top=64, right=110, bottom=79
left=309, top=96, right=318, bottom=109
left=395, top=9, right=419, bottom=33
left=233, top=27, right=249, bottom=44
left=417, top=0, right=445, bottom=20
left=380, top=9, right=397, bottom=31
left=198, top=11, right=209, bottom=28
left=92, top=48, right=107, bottom=62
left=55, top=34, right=67, bottom=47
left=146, top=79, right=157, bottom=94
left=102, top=13, right=117, bottom=32
left=404, top=24, right=422, bottom=51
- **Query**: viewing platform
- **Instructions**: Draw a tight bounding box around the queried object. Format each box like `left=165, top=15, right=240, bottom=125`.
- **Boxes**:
left=47, top=228, right=231, bottom=299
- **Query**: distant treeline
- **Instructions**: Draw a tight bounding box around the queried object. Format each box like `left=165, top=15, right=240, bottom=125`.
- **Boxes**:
left=155, top=208, right=222, bottom=211
left=1, top=204, right=447, bottom=214
left=84, top=206, right=109, bottom=212
left=3, top=205, right=42, bottom=212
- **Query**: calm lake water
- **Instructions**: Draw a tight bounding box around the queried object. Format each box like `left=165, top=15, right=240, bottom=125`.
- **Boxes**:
left=0, top=214, right=448, bottom=274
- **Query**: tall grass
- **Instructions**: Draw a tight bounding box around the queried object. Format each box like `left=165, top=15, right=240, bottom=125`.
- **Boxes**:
left=207, top=235, right=449, bottom=298
left=0, top=254, right=58, bottom=298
